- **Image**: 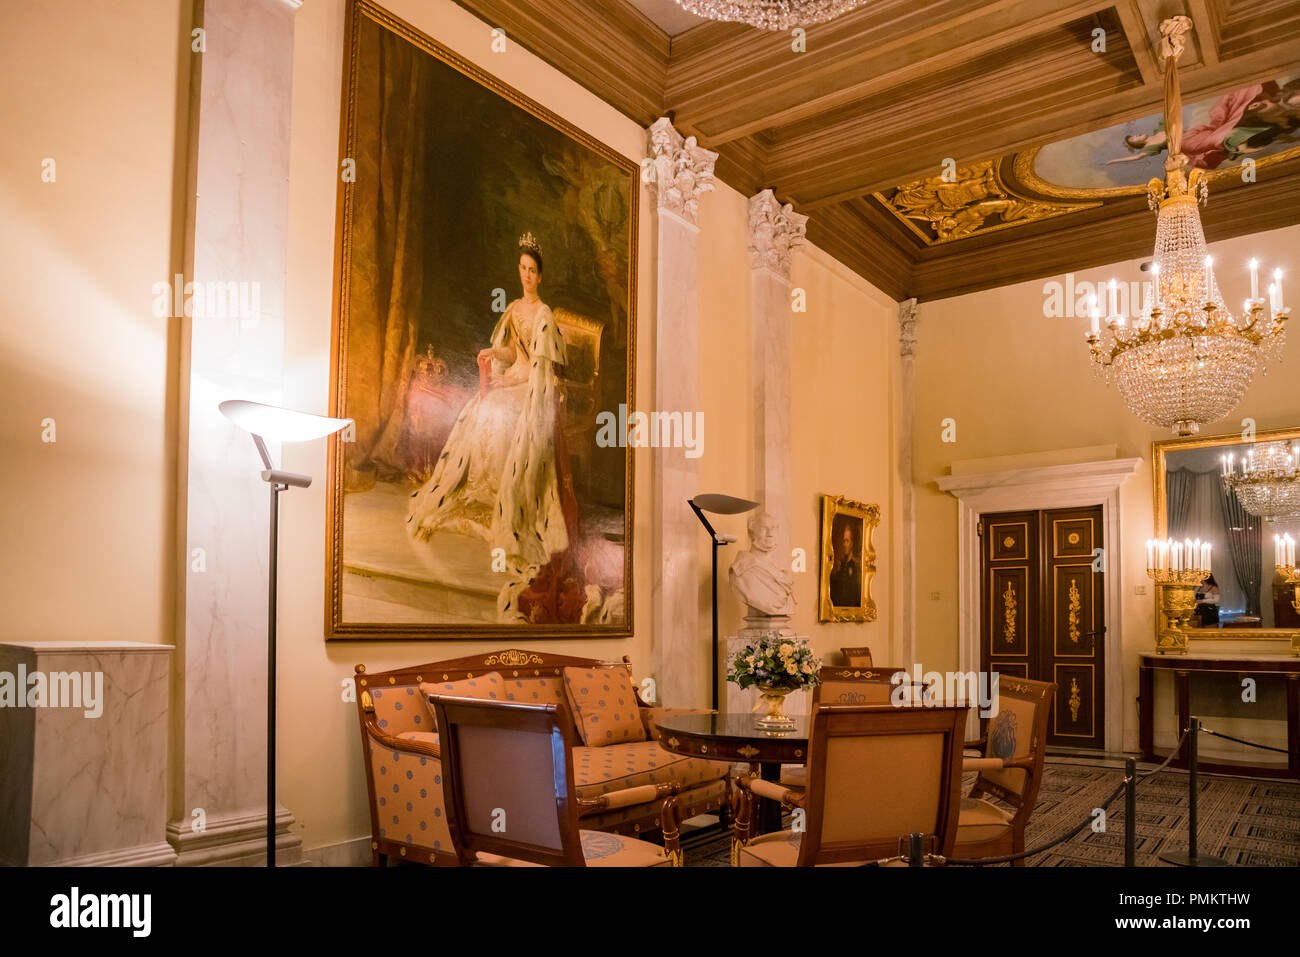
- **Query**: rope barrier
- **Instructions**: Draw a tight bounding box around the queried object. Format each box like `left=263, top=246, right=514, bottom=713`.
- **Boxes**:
left=1139, top=726, right=1192, bottom=776
left=1199, top=725, right=1288, bottom=754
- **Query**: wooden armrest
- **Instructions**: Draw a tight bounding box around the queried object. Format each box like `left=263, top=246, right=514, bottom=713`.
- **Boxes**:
left=964, top=738, right=987, bottom=750
left=963, top=755, right=1034, bottom=772
left=577, top=781, right=674, bottom=814
left=358, top=718, right=441, bottom=761
left=737, top=774, right=804, bottom=809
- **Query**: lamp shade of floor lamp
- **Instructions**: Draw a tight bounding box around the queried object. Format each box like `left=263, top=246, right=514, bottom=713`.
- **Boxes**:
left=688, top=494, right=759, bottom=710
left=219, top=399, right=352, bottom=867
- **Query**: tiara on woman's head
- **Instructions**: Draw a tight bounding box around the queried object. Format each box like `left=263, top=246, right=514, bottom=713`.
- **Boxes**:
left=518, top=232, right=542, bottom=256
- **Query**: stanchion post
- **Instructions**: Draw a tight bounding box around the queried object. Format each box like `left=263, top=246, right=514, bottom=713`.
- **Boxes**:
left=1124, top=756, right=1136, bottom=868
left=908, top=833, right=924, bottom=867
left=1159, top=716, right=1227, bottom=867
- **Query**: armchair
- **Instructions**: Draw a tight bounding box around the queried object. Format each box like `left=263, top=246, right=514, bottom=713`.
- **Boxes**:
left=954, top=675, right=1056, bottom=865
left=429, top=694, right=683, bottom=867
left=779, top=666, right=927, bottom=789
left=733, top=704, right=969, bottom=866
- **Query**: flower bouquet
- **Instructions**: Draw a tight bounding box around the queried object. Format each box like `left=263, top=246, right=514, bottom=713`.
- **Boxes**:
left=727, top=636, right=821, bottom=730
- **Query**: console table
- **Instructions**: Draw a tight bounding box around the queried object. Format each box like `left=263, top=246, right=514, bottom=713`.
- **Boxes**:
left=1138, top=652, right=1300, bottom=779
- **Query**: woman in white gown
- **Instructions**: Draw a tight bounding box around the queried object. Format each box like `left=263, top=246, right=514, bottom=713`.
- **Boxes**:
left=406, top=233, right=570, bottom=619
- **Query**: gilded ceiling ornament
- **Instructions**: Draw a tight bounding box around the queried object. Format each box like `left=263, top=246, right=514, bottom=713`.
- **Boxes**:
left=874, top=159, right=1097, bottom=244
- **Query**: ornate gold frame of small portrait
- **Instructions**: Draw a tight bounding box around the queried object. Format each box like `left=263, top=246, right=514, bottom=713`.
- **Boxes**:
left=818, top=494, right=880, bottom=623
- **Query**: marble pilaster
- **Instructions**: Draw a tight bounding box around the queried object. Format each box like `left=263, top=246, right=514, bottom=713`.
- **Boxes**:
left=898, top=298, right=918, bottom=667
left=169, top=0, right=302, bottom=865
left=0, top=642, right=174, bottom=866
left=648, top=118, right=716, bottom=708
left=748, top=190, right=807, bottom=552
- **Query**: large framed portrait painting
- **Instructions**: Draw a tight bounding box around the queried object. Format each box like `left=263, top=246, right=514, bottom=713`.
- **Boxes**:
left=326, top=0, right=637, bottom=638
left=818, top=495, right=879, bottom=623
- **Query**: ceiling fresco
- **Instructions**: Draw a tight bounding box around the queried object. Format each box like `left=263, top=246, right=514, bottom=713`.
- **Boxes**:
left=876, top=73, right=1300, bottom=243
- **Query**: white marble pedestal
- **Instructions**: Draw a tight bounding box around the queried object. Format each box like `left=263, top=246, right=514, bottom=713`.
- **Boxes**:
left=0, top=641, right=175, bottom=866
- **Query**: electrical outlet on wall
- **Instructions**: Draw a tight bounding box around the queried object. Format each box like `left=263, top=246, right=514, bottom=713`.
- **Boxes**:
left=1134, top=584, right=1147, bottom=595
left=929, top=591, right=941, bottom=600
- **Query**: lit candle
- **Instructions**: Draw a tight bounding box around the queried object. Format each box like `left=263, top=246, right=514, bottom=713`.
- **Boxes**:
left=1089, top=293, right=1100, bottom=336
left=1160, top=539, right=1168, bottom=571
left=1270, top=282, right=1280, bottom=314
left=1204, top=543, right=1211, bottom=573
left=1289, top=534, right=1296, bottom=568
left=1193, top=538, right=1201, bottom=570
left=1250, top=258, right=1260, bottom=301
left=1277, top=534, right=1284, bottom=568
left=1275, top=268, right=1285, bottom=311
left=1204, top=256, right=1213, bottom=298
left=1109, top=278, right=1118, bottom=317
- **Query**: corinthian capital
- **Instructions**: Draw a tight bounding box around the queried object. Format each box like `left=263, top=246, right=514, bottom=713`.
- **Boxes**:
left=899, top=297, right=918, bottom=357
left=748, top=189, right=807, bottom=278
left=647, top=117, right=718, bottom=226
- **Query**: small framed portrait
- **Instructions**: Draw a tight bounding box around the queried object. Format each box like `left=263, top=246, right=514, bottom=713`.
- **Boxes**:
left=818, top=495, right=880, bottom=623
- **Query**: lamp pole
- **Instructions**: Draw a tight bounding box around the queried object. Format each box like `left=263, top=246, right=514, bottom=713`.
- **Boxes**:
left=688, top=494, right=758, bottom=712
left=266, top=479, right=285, bottom=866
left=689, top=501, right=722, bottom=711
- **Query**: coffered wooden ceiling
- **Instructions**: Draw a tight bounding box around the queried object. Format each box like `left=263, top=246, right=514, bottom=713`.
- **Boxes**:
left=452, top=0, right=1300, bottom=301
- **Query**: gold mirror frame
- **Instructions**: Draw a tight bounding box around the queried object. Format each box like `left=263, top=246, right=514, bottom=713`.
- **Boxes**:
left=1152, top=426, right=1300, bottom=645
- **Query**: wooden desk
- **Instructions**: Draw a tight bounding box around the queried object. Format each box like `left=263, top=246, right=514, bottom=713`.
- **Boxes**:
left=1138, top=652, right=1300, bottom=779
left=655, top=712, right=809, bottom=835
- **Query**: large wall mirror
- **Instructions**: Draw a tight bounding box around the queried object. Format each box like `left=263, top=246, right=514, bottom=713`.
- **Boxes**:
left=1154, top=427, right=1300, bottom=637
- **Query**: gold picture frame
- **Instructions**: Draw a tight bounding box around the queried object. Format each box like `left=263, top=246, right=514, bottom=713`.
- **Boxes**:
left=324, top=0, right=638, bottom=640
left=1152, top=426, right=1300, bottom=649
left=818, top=495, right=879, bottom=623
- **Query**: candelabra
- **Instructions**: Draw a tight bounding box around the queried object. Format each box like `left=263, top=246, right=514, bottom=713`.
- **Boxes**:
left=1146, top=538, right=1212, bottom=654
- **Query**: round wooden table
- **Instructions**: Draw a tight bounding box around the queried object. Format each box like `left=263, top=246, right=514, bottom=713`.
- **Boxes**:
left=654, top=712, right=810, bottom=835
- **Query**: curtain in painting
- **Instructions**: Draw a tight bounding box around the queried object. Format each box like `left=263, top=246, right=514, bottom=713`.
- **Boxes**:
left=343, top=28, right=424, bottom=490
left=1218, top=484, right=1262, bottom=618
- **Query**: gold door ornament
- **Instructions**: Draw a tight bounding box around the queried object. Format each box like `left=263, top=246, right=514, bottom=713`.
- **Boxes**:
left=1068, top=579, right=1081, bottom=644
left=1002, top=581, right=1017, bottom=645
left=1069, top=678, right=1081, bottom=722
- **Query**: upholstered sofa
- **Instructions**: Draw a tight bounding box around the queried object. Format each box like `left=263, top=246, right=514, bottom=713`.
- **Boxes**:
left=354, top=648, right=731, bottom=866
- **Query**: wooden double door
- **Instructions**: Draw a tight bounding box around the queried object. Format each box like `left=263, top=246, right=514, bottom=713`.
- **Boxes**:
left=980, top=506, right=1105, bottom=750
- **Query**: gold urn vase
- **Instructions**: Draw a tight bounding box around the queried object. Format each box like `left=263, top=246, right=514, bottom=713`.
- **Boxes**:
left=754, top=684, right=798, bottom=731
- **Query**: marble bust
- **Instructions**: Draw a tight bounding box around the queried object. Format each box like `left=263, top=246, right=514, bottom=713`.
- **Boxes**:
left=728, top=512, right=795, bottom=618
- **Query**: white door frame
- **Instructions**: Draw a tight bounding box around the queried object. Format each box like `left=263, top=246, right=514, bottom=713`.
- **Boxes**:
left=936, top=458, right=1142, bottom=753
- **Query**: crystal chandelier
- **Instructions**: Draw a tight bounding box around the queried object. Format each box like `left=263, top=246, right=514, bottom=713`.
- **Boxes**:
left=1084, top=16, right=1289, bottom=436
left=673, top=0, right=863, bottom=31
left=1222, top=441, right=1300, bottom=520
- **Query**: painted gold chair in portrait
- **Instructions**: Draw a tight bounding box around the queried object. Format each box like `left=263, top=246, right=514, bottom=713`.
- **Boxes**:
left=818, top=495, right=880, bottom=623
left=325, top=0, right=637, bottom=639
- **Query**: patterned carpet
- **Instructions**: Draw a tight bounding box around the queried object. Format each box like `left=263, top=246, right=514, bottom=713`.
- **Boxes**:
left=683, top=760, right=1300, bottom=867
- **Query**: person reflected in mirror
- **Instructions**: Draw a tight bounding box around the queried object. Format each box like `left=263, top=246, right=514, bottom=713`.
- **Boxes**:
left=1194, top=573, right=1221, bottom=627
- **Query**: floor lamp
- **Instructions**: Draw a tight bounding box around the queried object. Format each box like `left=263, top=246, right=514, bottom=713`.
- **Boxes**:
left=219, top=399, right=352, bottom=867
left=688, top=494, right=759, bottom=711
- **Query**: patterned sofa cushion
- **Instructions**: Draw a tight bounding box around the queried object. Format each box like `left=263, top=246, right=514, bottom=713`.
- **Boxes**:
left=563, top=666, right=645, bottom=746
left=420, top=672, right=504, bottom=728
left=501, top=676, right=568, bottom=706
left=368, top=685, right=433, bottom=736
left=573, top=740, right=730, bottom=801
